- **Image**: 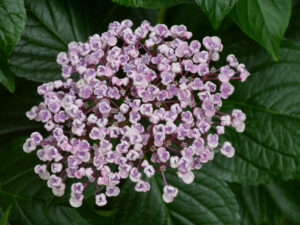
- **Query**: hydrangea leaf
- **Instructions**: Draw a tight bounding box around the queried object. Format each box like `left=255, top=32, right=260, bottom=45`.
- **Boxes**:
left=0, top=137, right=111, bottom=225
left=204, top=40, right=300, bottom=184
left=231, top=180, right=300, bottom=225
left=230, top=0, right=292, bottom=60
left=114, top=171, right=240, bottom=225
left=110, top=0, right=193, bottom=9
left=8, top=0, right=157, bottom=82
left=8, top=0, right=105, bottom=82
left=0, top=0, right=26, bottom=58
left=195, top=0, right=238, bottom=30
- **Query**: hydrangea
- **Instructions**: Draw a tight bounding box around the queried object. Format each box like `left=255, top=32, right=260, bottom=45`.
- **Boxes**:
left=23, top=19, right=249, bottom=208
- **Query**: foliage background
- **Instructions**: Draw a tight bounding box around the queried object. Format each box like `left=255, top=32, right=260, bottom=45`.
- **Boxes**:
left=0, top=0, right=300, bottom=224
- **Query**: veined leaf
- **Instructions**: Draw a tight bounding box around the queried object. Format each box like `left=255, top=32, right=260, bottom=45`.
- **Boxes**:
left=205, top=40, right=300, bottom=184
left=230, top=0, right=292, bottom=60
left=114, top=170, right=240, bottom=225
left=0, top=0, right=26, bottom=58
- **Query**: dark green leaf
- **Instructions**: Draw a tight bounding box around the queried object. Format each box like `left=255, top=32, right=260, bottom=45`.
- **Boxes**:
left=230, top=0, right=292, bottom=60
left=231, top=180, right=300, bottom=225
left=9, top=0, right=157, bottom=82
left=0, top=67, right=14, bottom=93
left=0, top=137, right=111, bottom=225
left=204, top=40, right=300, bottom=184
left=114, top=170, right=240, bottom=225
left=0, top=205, right=12, bottom=225
left=110, top=0, right=193, bottom=9
left=0, top=54, right=15, bottom=93
left=0, top=0, right=26, bottom=58
left=195, top=0, right=238, bottom=30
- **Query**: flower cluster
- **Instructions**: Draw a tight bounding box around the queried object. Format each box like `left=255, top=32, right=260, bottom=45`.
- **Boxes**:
left=24, top=20, right=249, bottom=207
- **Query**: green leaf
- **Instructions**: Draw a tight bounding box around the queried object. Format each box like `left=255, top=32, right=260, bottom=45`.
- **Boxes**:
left=195, top=0, right=238, bottom=30
left=110, top=0, right=193, bottom=9
left=0, top=66, right=14, bottom=93
left=0, top=137, right=111, bottom=225
left=114, top=171, right=240, bottom=225
left=0, top=0, right=26, bottom=58
left=230, top=0, right=292, bottom=60
left=231, top=180, right=300, bottom=225
left=9, top=0, right=157, bottom=82
left=204, top=40, right=300, bottom=184
left=0, top=54, right=15, bottom=93
left=0, top=205, right=12, bottom=225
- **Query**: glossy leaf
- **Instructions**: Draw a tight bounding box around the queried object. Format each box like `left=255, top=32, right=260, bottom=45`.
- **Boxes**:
left=114, top=171, right=240, bottom=225
left=195, top=0, right=238, bottom=30
left=0, top=0, right=26, bottom=58
left=204, top=40, right=300, bottom=184
left=230, top=0, right=292, bottom=60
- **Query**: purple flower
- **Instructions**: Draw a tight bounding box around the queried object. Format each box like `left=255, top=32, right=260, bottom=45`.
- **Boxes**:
left=135, top=180, right=150, bottom=192
left=69, top=192, right=84, bottom=208
left=106, top=185, right=120, bottom=197
left=24, top=19, right=249, bottom=208
left=220, top=141, right=235, bottom=158
left=163, top=185, right=178, bottom=203
left=95, top=193, right=107, bottom=206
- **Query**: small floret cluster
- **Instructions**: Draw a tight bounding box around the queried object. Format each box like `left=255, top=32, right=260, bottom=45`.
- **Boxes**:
left=24, top=20, right=249, bottom=207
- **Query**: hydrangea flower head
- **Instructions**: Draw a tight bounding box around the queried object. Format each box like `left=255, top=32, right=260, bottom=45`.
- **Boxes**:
left=24, top=19, right=249, bottom=207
